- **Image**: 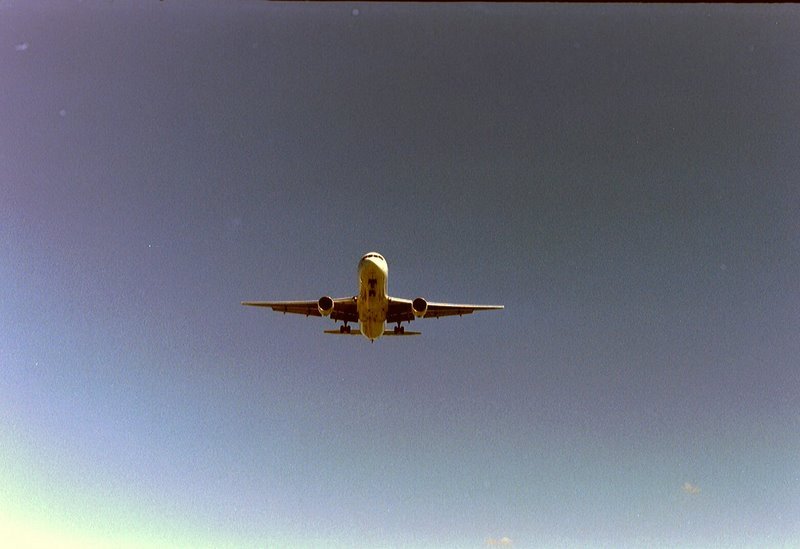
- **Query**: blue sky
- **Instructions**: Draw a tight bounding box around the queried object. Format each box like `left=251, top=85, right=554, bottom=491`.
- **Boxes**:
left=2, top=2, right=799, bottom=547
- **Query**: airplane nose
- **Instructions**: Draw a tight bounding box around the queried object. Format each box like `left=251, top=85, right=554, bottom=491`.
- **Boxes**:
left=359, top=253, right=385, bottom=272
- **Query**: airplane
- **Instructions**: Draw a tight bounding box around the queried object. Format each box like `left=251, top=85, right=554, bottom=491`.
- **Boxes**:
left=242, top=252, right=503, bottom=341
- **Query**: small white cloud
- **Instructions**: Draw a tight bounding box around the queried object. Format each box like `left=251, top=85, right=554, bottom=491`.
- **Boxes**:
left=486, top=537, right=512, bottom=546
left=682, top=482, right=701, bottom=495
left=15, top=42, right=29, bottom=51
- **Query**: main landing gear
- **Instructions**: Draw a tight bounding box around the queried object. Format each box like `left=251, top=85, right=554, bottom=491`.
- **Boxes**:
left=339, top=324, right=352, bottom=334
left=393, top=323, right=405, bottom=335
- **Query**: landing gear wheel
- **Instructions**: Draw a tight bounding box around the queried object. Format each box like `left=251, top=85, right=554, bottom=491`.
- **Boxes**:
left=393, top=324, right=405, bottom=334
left=340, top=324, right=352, bottom=334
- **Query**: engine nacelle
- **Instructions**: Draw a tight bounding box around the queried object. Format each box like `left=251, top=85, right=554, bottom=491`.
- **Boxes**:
left=318, top=296, right=334, bottom=317
left=412, top=297, right=428, bottom=318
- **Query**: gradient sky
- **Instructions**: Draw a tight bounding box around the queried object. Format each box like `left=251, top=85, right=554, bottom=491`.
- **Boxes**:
left=2, top=2, right=800, bottom=548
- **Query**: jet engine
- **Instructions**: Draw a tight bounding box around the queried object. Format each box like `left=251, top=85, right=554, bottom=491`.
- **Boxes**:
left=412, top=297, right=428, bottom=318
left=318, top=296, right=334, bottom=317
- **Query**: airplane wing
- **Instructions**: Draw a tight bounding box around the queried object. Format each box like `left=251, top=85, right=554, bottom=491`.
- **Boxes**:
left=386, top=297, right=503, bottom=323
left=241, top=297, right=358, bottom=323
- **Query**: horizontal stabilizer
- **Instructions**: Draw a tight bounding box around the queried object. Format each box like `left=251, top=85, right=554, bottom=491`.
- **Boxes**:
left=322, top=329, right=422, bottom=336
